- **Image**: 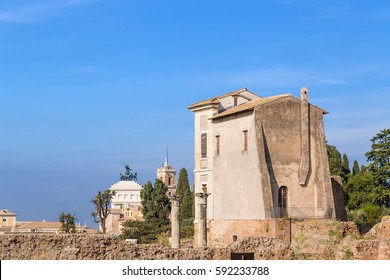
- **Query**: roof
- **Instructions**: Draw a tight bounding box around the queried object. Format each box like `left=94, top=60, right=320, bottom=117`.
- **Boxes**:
left=212, top=94, right=292, bottom=119
left=17, top=222, right=61, bottom=229
left=188, top=88, right=259, bottom=110
left=0, top=209, right=17, bottom=216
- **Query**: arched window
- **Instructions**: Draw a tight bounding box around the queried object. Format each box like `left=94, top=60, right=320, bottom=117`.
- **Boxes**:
left=278, top=186, right=288, bottom=216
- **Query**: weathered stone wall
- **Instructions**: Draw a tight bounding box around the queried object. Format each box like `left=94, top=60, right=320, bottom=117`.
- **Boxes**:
left=206, top=219, right=291, bottom=247
left=0, top=234, right=290, bottom=260
left=2, top=219, right=390, bottom=260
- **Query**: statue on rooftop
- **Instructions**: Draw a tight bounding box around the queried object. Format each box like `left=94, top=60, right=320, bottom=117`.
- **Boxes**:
left=120, top=164, right=137, bottom=181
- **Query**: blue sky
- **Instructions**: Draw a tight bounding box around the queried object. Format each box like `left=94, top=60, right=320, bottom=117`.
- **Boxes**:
left=0, top=0, right=389, bottom=227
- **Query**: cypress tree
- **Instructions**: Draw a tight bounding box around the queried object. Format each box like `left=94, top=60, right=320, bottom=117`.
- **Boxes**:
left=141, top=181, right=154, bottom=221
left=152, top=179, right=171, bottom=226
left=176, top=168, right=194, bottom=220
left=353, top=160, right=360, bottom=175
left=176, top=168, right=190, bottom=197
left=342, top=154, right=351, bottom=182
left=327, top=144, right=342, bottom=176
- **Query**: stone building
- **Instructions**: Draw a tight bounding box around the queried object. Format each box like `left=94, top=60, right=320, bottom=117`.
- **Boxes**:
left=0, top=209, right=17, bottom=234
left=188, top=87, right=340, bottom=247
left=157, top=157, right=176, bottom=195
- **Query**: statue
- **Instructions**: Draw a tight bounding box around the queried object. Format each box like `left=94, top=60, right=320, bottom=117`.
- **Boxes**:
left=120, top=164, right=137, bottom=181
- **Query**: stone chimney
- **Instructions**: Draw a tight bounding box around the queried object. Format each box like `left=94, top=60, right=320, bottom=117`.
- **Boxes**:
left=299, top=87, right=311, bottom=186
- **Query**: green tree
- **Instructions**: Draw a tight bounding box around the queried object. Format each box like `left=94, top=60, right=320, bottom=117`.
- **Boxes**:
left=119, top=221, right=157, bottom=243
left=175, top=168, right=194, bottom=220
left=352, top=160, right=360, bottom=175
left=59, top=212, right=77, bottom=233
left=91, top=189, right=115, bottom=234
left=365, top=128, right=390, bottom=187
left=141, top=179, right=170, bottom=226
left=122, top=179, right=171, bottom=243
left=342, top=154, right=351, bottom=181
left=327, top=144, right=342, bottom=176
left=141, top=181, right=154, bottom=220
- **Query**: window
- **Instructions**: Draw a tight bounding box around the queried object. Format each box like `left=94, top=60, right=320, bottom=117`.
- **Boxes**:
left=201, top=133, right=207, bottom=158
left=278, top=186, right=288, bottom=216
left=215, top=135, right=220, bottom=155
left=243, top=130, right=248, bottom=151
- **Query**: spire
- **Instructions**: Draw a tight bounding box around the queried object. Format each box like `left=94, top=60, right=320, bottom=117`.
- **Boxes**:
left=164, top=156, right=168, bottom=167
left=164, top=147, right=169, bottom=166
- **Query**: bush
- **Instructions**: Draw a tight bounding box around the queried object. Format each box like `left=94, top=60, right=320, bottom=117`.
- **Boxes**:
left=119, top=221, right=170, bottom=244
left=180, top=218, right=194, bottom=239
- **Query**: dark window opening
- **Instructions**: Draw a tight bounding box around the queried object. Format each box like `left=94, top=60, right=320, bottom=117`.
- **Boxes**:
left=231, top=253, right=255, bottom=260
left=278, top=186, right=288, bottom=216
left=201, top=133, right=207, bottom=158
left=243, top=130, right=248, bottom=151
left=215, top=135, right=220, bottom=155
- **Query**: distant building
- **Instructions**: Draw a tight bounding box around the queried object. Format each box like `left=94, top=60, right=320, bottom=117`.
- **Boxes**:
left=157, top=157, right=176, bottom=195
left=0, top=209, right=17, bottom=234
left=0, top=209, right=96, bottom=234
left=106, top=166, right=144, bottom=235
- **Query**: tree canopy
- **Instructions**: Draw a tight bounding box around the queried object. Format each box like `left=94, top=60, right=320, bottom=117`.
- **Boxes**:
left=327, top=144, right=343, bottom=177
left=59, top=212, right=77, bottom=233
left=365, top=129, right=390, bottom=187
left=341, top=128, right=390, bottom=230
left=141, top=179, right=171, bottom=227
left=176, top=168, right=194, bottom=220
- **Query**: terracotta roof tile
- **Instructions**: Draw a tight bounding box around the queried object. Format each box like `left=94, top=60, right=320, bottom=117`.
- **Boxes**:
left=188, top=88, right=257, bottom=110
left=17, top=222, right=61, bottom=229
left=212, top=94, right=292, bottom=119
left=0, top=210, right=17, bottom=216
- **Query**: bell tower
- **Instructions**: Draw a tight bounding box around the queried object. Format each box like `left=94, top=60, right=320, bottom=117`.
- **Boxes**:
left=156, top=150, right=176, bottom=195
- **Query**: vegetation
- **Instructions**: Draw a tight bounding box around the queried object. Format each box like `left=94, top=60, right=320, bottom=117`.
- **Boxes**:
left=141, top=179, right=171, bottom=227
left=91, top=189, right=116, bottom=234
left=59, top=212, right=77, bottom=233
left=119, top=221, right=160, bottom=243
left=175, top=168, right=195, bottom=238
left=120, top=179, right=171, bottom=243
left=327, top=144, right=343, bottom=177
left=328, top=128, right=390, bottom=232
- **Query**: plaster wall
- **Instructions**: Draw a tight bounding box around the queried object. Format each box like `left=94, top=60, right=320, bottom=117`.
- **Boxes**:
left=212, top=111, right=265, bottom=219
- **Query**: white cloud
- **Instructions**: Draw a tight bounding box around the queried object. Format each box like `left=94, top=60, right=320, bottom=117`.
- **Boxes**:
left=0, top=0, right=92, bottom=23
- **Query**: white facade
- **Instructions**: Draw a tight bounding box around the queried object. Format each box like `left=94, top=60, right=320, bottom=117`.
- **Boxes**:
left=110, top=180, right=142, bottom=209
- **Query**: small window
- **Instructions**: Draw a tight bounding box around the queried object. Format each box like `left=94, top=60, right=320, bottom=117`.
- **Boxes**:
left=243, top=130, right=248, bottom=151
left=278, top=186, right=288, bottom=217
left=201, top=133, right=207, bottom=158
left=215, top=135, right=220, bottom=155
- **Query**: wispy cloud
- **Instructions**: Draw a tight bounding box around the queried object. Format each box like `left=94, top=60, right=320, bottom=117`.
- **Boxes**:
left=0, top=0, right=92, bottom=23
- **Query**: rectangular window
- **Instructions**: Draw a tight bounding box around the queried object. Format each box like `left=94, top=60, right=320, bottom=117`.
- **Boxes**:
left=215, top=135, right=220, bottom=155
left=243, top=130, right=248, bottom=151
left=201, top=133, right=207, bottom=158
